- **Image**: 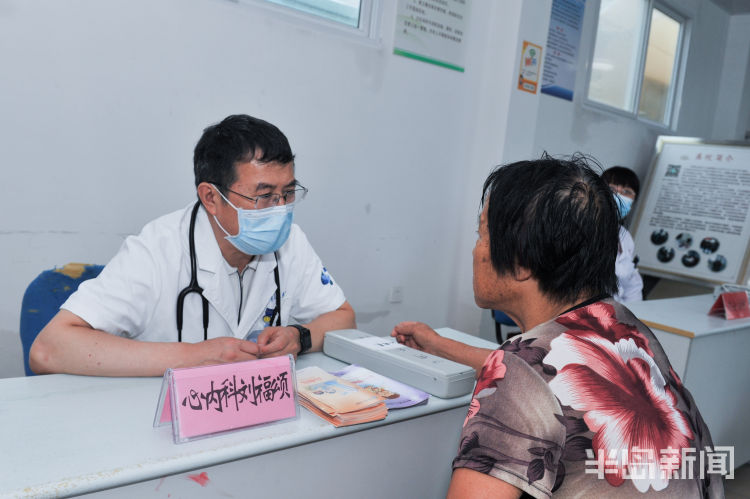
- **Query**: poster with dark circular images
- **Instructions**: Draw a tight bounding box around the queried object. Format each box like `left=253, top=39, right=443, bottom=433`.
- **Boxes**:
left=657, top=247, right=675, bottom=263
left=681, top=250, right=700, bottom=267
left=651, top=229, right=668, bottom=245
left=700, top=237, right=720, bottom=254
left=708, top=254, right=727, bottom=272
left=676, top=232, right=693, bottom=249
left=630, top=139, right=750, bottom=285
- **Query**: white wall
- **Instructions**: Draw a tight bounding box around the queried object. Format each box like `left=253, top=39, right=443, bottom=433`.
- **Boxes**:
left=0, top=0, right=527, bottom=377
left=447, top=0, right=552, bottom=341
left=713, top=13, right=750, bottom=140
left=678, top=0, right=731, bottom=139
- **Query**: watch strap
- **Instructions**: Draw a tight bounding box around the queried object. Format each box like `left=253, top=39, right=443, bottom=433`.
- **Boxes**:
left=290, top=324, right=312, bottom=354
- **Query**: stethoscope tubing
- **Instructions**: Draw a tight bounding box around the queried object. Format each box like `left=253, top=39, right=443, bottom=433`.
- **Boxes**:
left=176, top=201, right=280, bottom=342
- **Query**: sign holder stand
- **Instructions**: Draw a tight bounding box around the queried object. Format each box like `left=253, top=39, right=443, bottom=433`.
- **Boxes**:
left=153, top=355, right=298, bottom=444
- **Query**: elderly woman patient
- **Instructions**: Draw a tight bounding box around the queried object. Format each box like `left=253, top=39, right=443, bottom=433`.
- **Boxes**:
left=392, top=155, right=723, bottom=498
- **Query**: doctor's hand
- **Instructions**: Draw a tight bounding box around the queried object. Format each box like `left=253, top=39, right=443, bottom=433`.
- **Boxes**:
left=256, top=326, right=301, bottom=359
left=185, top=337, right=260, bottom=367
left=391, top=321, right=442, bottom=356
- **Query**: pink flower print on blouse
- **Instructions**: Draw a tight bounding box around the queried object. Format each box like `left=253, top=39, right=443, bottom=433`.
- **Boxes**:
left=474, top=349, right=507, bottom=397
left=556, top=302, right=654, bottom=357
left=544, top=319, right=694, bottom=493
left=463, top=398, right=480, bottom=427
left=464, top=350, right=507, bottom=427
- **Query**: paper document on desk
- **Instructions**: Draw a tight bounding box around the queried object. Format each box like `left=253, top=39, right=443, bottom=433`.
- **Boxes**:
left=330, top=364, right=429, bottom=409
left=296, top=366, right=387, bottom=427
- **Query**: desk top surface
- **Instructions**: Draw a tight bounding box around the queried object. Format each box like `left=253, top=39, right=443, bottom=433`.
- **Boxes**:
left=627, top=294, right=750, bottom=337
left=1, top=328, right=495, bottom=498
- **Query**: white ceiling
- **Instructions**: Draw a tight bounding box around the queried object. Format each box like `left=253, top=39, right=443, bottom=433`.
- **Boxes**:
left=711, top=0, right=750, bottom=14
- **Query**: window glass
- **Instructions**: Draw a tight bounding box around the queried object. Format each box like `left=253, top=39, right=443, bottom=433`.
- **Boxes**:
left=265, top=0, right=361, bottom=28
left=586, top=0, right=686, bottom=128
left=588, top=0, right=647, bottom=111
left=637, top=8, right=681, bottom=123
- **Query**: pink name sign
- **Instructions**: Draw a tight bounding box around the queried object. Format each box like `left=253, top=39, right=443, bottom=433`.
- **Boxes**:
left=153, top=355, right=298, bottom=443
left=709, top=291, right=750, bottom=320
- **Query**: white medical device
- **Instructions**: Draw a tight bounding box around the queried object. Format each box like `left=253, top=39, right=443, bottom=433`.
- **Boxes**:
left=323, top=329, right=476, bottom=398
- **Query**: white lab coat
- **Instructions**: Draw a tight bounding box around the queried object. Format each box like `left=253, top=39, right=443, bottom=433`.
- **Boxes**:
left=614, top=226, right=643, bottom=303
left=62, top=204, right=346, bottom=343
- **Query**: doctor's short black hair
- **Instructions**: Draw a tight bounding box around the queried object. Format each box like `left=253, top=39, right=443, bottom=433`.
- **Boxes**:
left=481, top=153, right=619, bottom=304
left=193, top=114, right=295, bottom=193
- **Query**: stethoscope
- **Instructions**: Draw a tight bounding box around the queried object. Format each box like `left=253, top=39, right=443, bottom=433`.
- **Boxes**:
left=176, top=201, right=281, bottom=342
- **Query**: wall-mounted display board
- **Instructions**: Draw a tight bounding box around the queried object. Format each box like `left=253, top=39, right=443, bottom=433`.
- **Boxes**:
left=393, top=0, right=469, bottom=72
left=540, top=0, right=585, bottom=101
left=631, top=136, right=750, bottom=286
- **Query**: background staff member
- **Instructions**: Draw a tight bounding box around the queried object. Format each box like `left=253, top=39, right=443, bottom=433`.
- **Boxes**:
left=30, top=114, right=355, bottom=376
left=602, top=166, right=643, bottom=303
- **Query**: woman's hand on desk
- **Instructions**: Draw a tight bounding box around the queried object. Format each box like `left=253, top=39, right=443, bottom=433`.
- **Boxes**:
left=391, top=321, right=442, bottom=356
left=392, top=321, right=495, bottom=374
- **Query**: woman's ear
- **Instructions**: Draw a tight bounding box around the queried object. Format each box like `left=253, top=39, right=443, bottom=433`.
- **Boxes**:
left=513, top=266, right=533, bottom=282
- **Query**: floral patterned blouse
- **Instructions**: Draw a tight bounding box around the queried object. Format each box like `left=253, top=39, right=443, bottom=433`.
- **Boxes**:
left=453, top=298, right=724, bottom=498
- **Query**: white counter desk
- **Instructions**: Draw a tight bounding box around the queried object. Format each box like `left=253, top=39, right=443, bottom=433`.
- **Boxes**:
left=627, top=294, right=750, bottom=467
left=1, top=328, right=496, bottom=499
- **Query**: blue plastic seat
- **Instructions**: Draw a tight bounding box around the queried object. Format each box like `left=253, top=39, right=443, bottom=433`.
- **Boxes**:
left=20, top=263, right=104, bottom=376
left=492, top=309, right=519, bottom=343
left=493, top=310, right=516, bottom=326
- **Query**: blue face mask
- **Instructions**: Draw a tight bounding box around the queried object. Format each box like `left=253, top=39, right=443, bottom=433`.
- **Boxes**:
left=613, top=192, right=633, bottom=220
left=213, top=188, right=294, bottom=255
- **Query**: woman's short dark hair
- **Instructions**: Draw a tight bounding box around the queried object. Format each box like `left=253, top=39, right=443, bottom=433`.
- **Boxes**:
left=193, top=114, right=295, bottom=193
left=481, top=153, right=619, bottom=304
left=602, top=166, right=640, bottom=198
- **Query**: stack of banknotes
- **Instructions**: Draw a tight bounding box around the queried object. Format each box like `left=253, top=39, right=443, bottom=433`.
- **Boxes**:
left=296, top=366, right=387, bottom=427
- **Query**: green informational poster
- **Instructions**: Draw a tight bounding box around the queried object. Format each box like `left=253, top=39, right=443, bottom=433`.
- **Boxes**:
left=393, top=0, right=469, bottom=72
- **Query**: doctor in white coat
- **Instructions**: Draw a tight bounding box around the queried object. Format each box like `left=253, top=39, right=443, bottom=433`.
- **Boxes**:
left=30, top=114, right=355, bottom=376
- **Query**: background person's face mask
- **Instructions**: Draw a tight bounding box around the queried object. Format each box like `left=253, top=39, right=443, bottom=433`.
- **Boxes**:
left=213, top=188, right=294, bottom=255
left=613, top=191, right=633, bottom=220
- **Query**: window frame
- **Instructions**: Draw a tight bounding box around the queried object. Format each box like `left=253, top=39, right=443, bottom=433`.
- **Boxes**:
left=583, top=0, right=690, bottom=130
left=233, top=0, right=380, bottom=44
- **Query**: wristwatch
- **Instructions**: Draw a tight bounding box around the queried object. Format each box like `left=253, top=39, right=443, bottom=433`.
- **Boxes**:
left=290, top=324, right=312, bottom=354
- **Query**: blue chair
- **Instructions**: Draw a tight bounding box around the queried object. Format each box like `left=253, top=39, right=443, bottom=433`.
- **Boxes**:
left=20, top=263, right=104, bottom=376
left=493, top=309, right=519, bottom=343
